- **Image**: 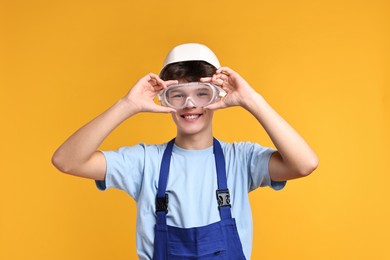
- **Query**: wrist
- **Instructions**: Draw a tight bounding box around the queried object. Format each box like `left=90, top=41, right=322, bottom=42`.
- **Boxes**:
left=116, top=97, right=142, bottom=118
left=241, top=92, right=268, bottom=113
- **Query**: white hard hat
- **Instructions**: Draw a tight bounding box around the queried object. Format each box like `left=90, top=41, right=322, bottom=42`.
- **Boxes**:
left=161, top=43, right=221, bottom=72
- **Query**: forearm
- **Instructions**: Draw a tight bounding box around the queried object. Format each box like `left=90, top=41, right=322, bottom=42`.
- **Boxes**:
left=52, top=98, right=139, bottom=173
left=205, top=66, right=317, bottom=179
left=243, top=93, right=318, bottom=176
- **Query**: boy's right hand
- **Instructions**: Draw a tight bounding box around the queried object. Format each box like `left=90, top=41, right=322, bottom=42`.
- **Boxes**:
left=123, top=73, right=178, bottom=114
left=52, top=73, right=177, bottom=181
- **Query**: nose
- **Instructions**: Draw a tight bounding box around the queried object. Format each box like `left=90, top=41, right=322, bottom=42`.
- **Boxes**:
left=184, top=97, right=197, bottom=108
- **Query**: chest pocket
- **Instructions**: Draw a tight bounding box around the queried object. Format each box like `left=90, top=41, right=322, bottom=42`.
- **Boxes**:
left=167, top=222, right=226, bottom=259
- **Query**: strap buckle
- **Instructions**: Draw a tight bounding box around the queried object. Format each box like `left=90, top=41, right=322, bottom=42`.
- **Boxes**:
left=155, top=194, right=169, bottom=213
left=216, top=189, right=231, bottom=207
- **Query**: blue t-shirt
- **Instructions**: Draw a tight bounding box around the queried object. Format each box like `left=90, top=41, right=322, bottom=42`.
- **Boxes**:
left=96, top=140, right=286, bottom=260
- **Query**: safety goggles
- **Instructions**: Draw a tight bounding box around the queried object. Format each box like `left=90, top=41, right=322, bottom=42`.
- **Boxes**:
left=158, top=82, right=227, bottom=109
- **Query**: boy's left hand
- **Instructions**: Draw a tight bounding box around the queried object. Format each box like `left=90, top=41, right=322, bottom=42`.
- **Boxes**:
left=200, top=66, right=258, bottom=110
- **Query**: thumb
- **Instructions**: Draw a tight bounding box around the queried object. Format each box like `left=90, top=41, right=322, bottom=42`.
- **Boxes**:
left=153, top=105, right=176, bottom=114
left=204, top=101, right=227, bottom=111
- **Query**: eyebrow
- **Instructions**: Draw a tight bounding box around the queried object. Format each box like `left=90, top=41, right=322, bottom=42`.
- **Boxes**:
left=169, top=89, right=183, bottom=93
left=168, top=87, right=210, bottom=96
left=196, top=87, right=211, bottom=92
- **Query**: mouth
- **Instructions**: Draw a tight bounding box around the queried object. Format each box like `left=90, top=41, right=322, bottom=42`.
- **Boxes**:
left=180, top=113, right=203, bottom=121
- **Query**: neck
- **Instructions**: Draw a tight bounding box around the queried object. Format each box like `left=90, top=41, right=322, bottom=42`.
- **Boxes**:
left=174, top=131, right=213, bottom=150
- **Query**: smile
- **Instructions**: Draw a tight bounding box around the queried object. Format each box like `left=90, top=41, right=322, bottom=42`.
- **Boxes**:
left=181, top=114, right=202, bottom=120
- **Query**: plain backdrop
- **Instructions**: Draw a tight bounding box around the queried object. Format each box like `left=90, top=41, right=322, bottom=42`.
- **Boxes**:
left=1, top=0, right=389, bottom=259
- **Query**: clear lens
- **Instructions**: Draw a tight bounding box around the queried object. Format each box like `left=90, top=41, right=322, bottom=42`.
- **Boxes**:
left=160, top=82, right=224, bottom=109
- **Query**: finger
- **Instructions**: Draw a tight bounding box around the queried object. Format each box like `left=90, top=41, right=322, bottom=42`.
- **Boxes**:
left=148, top=72, right=160, bottom=79
left=210, top=74, right=220, bottom=82
left=217, top=74, right=229, bottom=81
left=164, top=80, right=179, bottom=87
left=216, top=67, right=234, bottom=76
left=200, top=77, right=212, bottom=82
left=209, top=77, right=224, bottom=86
left=147, top=74, right=158, bottom=87
left=213, top=72, right=229, bottom=80
left=212, top=74, right=229, bottom=86
left=148, top=73, right=166, bottom=87
left=147, top=74, right=168, bottom=92
left=147, top=73, right=158, bottom=82
left=216, top=66, right=232, bottom=73
left=150, top=73, right=165, bottom=86
left=152, top=82, right=164, bottom=92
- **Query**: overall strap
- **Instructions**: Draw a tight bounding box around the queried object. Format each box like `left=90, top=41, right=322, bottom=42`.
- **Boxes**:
left=213, top=138, right=232, bottom=220
left=155, top=139, right=175, bottom=225
left=155, top=138, right=233, bottom=225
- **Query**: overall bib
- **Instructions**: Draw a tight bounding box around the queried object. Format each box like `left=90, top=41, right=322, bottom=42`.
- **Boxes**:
left=153, top=138, right=247, bottom=260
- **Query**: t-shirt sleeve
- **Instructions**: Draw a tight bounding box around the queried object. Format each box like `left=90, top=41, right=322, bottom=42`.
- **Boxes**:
left=241, top=142, right=286, bottom=191
left=95, top=144, right=146, bottom=200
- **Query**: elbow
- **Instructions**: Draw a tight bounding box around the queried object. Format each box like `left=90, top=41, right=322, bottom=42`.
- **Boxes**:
left=298, top=155, right=319, bottom=177
left=51, top=151, right=72, bottom=174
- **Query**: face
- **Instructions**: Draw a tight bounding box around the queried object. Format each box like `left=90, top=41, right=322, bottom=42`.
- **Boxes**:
left=169, top=80, right=215, bottom=137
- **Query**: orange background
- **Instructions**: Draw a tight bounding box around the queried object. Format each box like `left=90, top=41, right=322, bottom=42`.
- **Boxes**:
left=1, top=0, right=389, bottom=259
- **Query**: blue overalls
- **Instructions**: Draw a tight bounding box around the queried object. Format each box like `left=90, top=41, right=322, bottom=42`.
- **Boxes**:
left=153, top=138, right=247, bottom=259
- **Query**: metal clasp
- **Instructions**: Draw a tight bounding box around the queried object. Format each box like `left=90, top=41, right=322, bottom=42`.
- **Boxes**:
left=216, top=189, right=231, bottom=207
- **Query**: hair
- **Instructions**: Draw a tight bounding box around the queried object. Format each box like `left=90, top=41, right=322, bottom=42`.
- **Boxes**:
left=159, top=61, right=217, bottom=82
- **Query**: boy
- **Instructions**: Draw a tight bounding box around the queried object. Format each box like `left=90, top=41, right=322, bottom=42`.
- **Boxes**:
left=52, top=43, right=318, bottom=259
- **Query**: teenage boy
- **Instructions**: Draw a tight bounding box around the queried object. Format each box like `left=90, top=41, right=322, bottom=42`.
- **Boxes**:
left=52, top=43, right=318, bottom=259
